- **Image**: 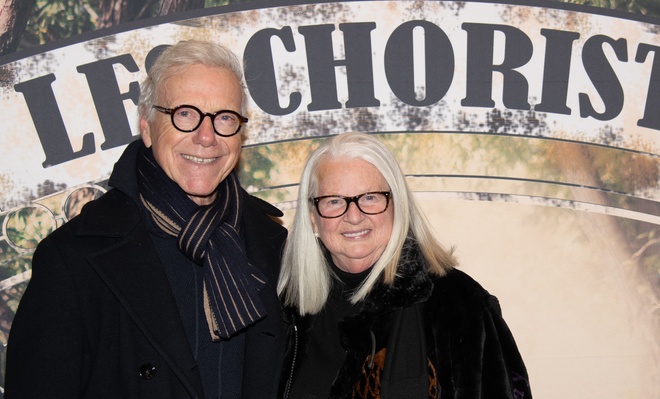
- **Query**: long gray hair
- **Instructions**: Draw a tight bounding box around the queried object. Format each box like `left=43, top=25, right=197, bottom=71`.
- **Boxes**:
left=277, top=132, right=456, bottom=315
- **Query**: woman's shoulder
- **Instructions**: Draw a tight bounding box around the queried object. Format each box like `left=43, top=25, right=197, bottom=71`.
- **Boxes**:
left=432, top=268, right=488, bottom=293
left=428, top=268, right=503, bottom=316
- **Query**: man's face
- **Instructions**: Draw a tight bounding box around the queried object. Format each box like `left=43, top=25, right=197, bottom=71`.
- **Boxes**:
left=140, top=63, right=243, bottom=206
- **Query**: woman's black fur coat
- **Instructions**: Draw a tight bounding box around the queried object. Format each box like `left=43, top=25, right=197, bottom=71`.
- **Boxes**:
left=280, top=241, right=532, bottom=398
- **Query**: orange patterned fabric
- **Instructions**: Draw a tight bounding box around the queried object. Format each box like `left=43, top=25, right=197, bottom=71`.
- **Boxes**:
left=351, top=349, right=438, bottom=399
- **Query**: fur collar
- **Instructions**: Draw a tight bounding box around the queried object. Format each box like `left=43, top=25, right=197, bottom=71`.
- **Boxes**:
left=358, top=237, right=435, bottom=317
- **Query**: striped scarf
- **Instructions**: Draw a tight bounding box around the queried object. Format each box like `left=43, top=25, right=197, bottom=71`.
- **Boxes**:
left=136, top=145, right=266, bottom=340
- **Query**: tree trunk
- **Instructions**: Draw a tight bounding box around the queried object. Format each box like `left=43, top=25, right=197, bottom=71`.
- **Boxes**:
left=98, top=0, right=148, bottom=29
left=0, top=0, right=37, bottom=56
left=98, top=0, right=206, bottom=29
left=158, top=0, right=205, bottom=15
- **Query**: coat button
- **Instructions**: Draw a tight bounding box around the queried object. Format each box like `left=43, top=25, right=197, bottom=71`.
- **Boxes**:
left=139, top=363, right=157, bottom=380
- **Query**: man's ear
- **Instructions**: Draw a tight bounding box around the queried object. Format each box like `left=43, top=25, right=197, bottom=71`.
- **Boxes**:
left=140, top=117, right=152, bottom=148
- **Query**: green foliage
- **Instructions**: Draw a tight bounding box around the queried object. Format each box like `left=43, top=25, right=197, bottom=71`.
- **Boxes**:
left=5, top=206, right=56, bottom=250
left=633, top=228, right=660, bottom=280
left=239, top=148, right=274, bottom=189
left=205, top=0, right=233, bottom=6
left=555, top=0, right=660, bottom=16
left=21, top=0, right=660, bottom=49
left=23, top=0, right=98, bottom=47
left=21, top=0, right=275, bottom=48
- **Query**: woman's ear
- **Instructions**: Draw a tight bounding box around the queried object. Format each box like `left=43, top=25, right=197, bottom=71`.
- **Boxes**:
left=310, top=212, right=319, bottom=237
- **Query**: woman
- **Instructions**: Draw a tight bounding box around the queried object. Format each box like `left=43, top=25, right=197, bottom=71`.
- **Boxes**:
left=277, top=132, right=531, bottom=399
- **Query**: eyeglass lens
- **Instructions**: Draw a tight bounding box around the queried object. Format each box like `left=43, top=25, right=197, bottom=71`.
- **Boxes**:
left=171, top=106, right=242, bottom=136
left=315, top=192, right=390, bottom=218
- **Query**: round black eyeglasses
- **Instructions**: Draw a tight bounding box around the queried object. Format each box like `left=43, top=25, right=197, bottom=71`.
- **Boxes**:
left=311, top=191, right=392, bottom=218
left=153, top=104, right=248, bottom=137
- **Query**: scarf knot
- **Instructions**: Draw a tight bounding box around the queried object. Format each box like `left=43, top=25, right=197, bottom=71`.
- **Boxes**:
left=136, top=145, right=266, bottom=340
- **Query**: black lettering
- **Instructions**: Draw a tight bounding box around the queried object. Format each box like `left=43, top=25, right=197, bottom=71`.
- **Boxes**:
left=635, top=43, right=660, bottom=130
left=244, top=26, right=301, bottom=116
left=15, top=74, right=95, bottom=168
left=145, top=45, right=169, bottom=72
left=77, top=54, right=140, bottom=150
left=579, top=35, right=627, bottom=120
left=536, top=29, right=580, bottom=115
left=384, top=20, right=454, bottom=106
left=339, top=23, right=379, bottom=108
left=298, top=24, right=347, bottom=111
left=461, top=23, right=532, bottom=110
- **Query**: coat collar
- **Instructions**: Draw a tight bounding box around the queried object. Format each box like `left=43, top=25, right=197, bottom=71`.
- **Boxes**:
left=358, top=238, right=434, bottom=318
left=289, top=238, right=436, bottom=330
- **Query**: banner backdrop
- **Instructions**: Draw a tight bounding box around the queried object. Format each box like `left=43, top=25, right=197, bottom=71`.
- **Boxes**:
left=1, top=0, right=659, bottom=397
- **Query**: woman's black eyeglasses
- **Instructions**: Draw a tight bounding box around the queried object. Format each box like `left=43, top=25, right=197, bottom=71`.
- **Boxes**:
left=311, top=191, right=391, bottom=218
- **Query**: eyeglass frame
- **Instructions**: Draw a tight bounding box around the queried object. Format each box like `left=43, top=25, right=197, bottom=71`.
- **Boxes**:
left=310, top=191, right=392, bottom=219
left=152, top=104, right=248, bottom=137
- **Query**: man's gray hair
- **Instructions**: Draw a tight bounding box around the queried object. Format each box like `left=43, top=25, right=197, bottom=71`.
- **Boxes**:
left=138, top=40, right=247, bottom=123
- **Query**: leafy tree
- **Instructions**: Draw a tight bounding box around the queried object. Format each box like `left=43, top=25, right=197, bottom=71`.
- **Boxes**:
left=4, top=0, right=221, bottom=53
left=97, top=0, right=159, bottom=29
left=557, top=0, right=660, bottom=16
left=2, top=0, right=658, bottom=56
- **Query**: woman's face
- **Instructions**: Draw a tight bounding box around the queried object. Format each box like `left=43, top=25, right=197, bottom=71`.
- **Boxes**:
left=311, top=157, right=394, bottom=273
left=140, top=64, right=243, bottom=206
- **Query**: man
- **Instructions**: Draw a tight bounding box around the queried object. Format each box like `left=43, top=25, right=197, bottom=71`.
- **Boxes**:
left=5, top=40, right=287, bottom=399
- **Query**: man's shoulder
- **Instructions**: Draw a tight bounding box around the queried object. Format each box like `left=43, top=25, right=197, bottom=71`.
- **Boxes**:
left=241, top=190, right=286, bottom=236
left=45, top=188, right=141, bottom=243
left=242, top=189, right=284, bottom=218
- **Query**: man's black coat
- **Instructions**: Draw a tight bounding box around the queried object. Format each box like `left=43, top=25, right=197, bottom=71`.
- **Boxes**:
left=6, top=141, right=287, bottom=399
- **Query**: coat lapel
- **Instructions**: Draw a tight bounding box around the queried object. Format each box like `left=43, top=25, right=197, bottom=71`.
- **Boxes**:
left=88, top=234, right=204, bottom=398
left=78, top=189, right=204, bottom=398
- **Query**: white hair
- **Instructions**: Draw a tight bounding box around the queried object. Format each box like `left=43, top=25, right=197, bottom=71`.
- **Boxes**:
left=277, top=132, right=456, bottom=315
left=138, top=40, right=248, bottom=123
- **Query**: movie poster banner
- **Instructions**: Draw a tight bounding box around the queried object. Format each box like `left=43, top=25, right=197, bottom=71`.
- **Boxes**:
left=0, top=0, right=658, bottom=397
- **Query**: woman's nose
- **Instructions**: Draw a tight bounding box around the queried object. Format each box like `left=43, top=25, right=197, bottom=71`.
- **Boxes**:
left=344, top=201, right=365, bottom=223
